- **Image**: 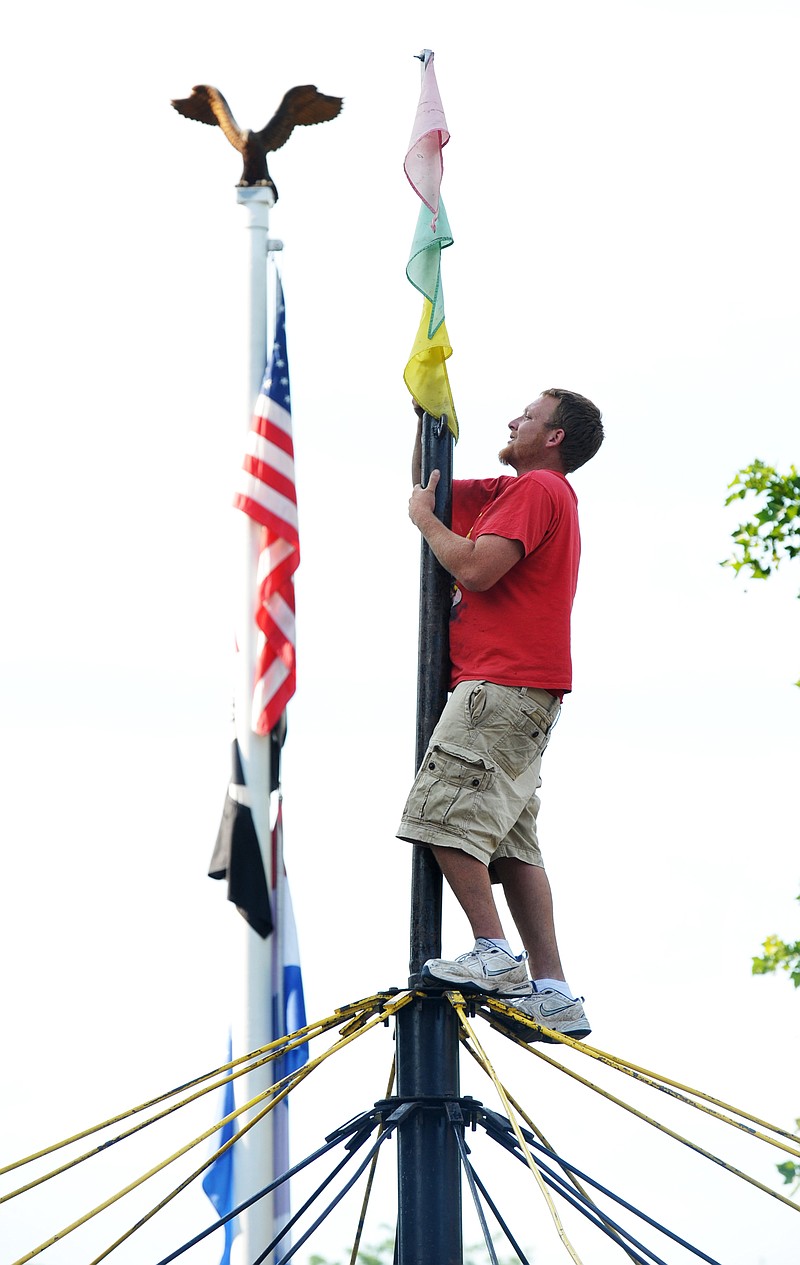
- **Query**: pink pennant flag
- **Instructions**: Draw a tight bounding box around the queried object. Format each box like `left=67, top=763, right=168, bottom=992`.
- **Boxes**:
left=404, top=50, right=450, bottom=228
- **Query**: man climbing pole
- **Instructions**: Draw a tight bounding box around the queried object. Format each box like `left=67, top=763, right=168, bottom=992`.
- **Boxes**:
left=397, top=388, right=603, bottom=1041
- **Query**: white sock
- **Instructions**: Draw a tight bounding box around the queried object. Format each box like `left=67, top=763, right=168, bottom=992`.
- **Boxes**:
left=535, top=977, right=573, bottom=998
left=480, top=937, right=514, bottom=955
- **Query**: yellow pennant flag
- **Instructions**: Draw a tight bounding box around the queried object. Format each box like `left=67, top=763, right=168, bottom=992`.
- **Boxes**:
left=404, top=300, right=458, bottom=439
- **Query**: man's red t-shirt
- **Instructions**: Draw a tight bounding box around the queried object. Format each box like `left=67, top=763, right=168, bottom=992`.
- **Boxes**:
left=449, top=470, right=580, bottom=694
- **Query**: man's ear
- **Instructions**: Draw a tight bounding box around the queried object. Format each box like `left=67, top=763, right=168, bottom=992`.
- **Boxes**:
left=546, top=427, right=566, bottom=447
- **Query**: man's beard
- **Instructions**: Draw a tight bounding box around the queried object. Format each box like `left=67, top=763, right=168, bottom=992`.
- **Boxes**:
left=498, top=442, right=516, bottom=468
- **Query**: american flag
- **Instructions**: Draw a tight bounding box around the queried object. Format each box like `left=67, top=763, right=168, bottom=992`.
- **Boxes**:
left=234, top=277, right=299, bottom=735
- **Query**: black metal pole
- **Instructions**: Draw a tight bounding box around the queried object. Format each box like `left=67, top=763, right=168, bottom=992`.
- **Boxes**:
left=395, top=410, right=462, bottom=1265
left=395, top=995, right=463, bottom=1265
left=409, top=411, right=454, bottom=977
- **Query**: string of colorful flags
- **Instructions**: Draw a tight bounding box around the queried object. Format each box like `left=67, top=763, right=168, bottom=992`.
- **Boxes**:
left=403, top=49, right=459, bottom=439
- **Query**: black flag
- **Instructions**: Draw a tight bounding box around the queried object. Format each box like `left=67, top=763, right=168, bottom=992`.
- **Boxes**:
left=208, top=738, right=273, bottom=938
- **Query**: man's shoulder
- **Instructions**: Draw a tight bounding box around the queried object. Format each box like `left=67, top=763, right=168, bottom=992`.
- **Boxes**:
left=516, top=469, right=577, bottom=505
left=455, top=471, right=576, bottom=519
left=516, top=468, right=571, bottom=490
left=455, top=475, right=514, bottom=496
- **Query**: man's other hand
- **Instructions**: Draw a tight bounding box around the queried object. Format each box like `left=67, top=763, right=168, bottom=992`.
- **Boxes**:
left=409, top=469, right=440, bottom=526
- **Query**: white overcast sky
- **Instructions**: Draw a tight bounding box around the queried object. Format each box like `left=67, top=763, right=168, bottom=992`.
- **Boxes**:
left=1, top=2, right=799, bottom=1263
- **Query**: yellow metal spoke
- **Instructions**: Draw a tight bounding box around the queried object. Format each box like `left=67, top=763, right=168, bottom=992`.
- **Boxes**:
left=446, top=992, right=585, bottom=1265
left=461, top=1038, right=641, bottom=1265
left=478, top=1002, right=800, bottom=1214
left=10, top=992, right=412, bottom=1265
left=483, top=996, right=800, bottom=1151
left=1, top=992, right=391, bottom=1181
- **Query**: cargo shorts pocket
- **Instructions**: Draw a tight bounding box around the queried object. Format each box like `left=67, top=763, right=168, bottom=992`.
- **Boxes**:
left=479, top=693, right=554, bottom=780
left=410, top=741, right=494, bottom=834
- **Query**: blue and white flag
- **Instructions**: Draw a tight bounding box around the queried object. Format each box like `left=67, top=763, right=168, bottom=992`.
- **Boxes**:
left=270, top=797, right=308, bottom=1240
left=201, top=1036, right=239, bottom=1265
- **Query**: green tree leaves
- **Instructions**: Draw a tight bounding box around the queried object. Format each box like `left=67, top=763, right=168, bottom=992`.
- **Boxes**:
left=309, top=1231, right=524, bottom=1264
left=723, top=460, right=800, bottom=588
left=751, top=921, right=800, bottom=988
left=723, top=460, right=800, bottom=685
left=751, top=894, right=800, bottom=1192
left=777, top=1150, right=800, bottom=1190
left=725, top=465, right=800, bottom=1190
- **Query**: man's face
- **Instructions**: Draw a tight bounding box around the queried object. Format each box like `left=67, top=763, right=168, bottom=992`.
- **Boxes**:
left=499, top=395, right=562, bottom=471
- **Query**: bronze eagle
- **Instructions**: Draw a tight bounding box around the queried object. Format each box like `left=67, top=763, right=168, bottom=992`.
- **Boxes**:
left=171, top=84, right=343, bottom=197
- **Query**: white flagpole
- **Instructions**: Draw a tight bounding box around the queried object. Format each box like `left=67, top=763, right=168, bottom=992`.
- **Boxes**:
left=271, top=799, right=291, bottom=1254
left=232, top=184, right=283, bottom=1265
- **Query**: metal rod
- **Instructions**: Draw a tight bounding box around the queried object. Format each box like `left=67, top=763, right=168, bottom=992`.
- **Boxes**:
left=448, top=1101, right=499, bottom=1265
left=271, top=1106, right=415, bottom=1265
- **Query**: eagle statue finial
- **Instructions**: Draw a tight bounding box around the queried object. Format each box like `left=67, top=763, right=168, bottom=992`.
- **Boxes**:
left=171, top=84, right=343, bottom=198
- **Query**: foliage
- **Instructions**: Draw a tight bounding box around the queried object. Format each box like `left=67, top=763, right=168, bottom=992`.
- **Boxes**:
left=777, top=1140, right=800, bottom=1194
left=308, top=1230, right=524, bottom=1264
left=752, top=893, right=800, bottom=989
left=751, top=932, right=800, bottom=989
left=726, top=466, right=800, bottom=1186
left=751, top=894, right=800, bottom=1192
left=754, top=890, right=800, bottom=996
left=722, top=460, right=800, bottom=686
left=723, top=460, right=800, bottom=586
left=308, top=1238, right=392, bottom=1265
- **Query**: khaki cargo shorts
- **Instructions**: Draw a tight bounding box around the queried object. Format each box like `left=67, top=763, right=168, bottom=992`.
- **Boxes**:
left=396, top=680, right=560, bottom=870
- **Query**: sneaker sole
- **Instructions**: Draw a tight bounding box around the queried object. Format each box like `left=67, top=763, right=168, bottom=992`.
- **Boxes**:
left=480, top=1005, right=591, bottom=1044
left=420, top=964, right=532, bottom=997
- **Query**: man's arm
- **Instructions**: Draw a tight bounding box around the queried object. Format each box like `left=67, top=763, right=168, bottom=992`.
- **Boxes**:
left=409, top=469, right=523, bottom=592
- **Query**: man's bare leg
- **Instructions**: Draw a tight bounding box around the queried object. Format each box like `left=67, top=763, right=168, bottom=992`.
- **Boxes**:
left=491, top=857, right=566, bottom=981
left=424, top=844, right=531, bottom=995
left=431, top=845, right=505, bottom=941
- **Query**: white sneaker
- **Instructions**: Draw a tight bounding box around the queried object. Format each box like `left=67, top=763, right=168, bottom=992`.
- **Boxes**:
left=487, top=988, right=591, bottom=1043
left=421, top=938, right=532, bottom=997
